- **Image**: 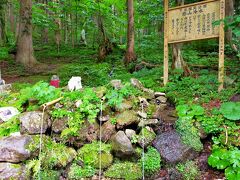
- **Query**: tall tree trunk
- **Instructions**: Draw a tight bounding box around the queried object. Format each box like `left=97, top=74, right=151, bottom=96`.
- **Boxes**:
left=225, top=0, right=236, bottom=51
left=9, top=1, right=15, bottom=35
left=96, top=0, right=113, bottom=62
left=16, top=0, right=37, bottom=67
left=124, top=0, right=137, bottom=65
left=172, top=0, right=191, bottom=76
left=0, top=2, right=7, bottom=45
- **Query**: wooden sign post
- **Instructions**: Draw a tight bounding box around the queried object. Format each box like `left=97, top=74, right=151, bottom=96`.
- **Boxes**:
left=163, top=0, right=225, bottom=91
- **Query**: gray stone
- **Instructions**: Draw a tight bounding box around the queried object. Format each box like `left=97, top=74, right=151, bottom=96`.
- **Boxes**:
left=52, top=117, right=68, bottom=134
left=0, top=163, right=27, bottom=180
left=20, top=111, right=50, bottom=134
left=152, top=104, right=167, bottom=119
left=0, top=107, right=19, bottom=123
left=156, top=96, right=167, bottom=104
left=154, top=92, right=166, bottom=97
left=125, top=129, right=136, bottom=139
left=99, top=115, right=110, bottom=122
left=0, top=84, right=12, bottom=93
left=137, top=111, right=147, bottom=119
left=168, top=168, right=183, bottom=180
left=138, top=119, right=159, bottom=127
left=100, top=121, right=116, bottom=142
left=153, top=131, right=198, bottom=164
left=0, top=135, right=33, bottom=163
left=112, top=131, right=134, bottom=157
left=116, top=110, right=139, bottom=129
left=130, top=78, right=154, bottom=95
left=110, top=80, right=123, bottom=90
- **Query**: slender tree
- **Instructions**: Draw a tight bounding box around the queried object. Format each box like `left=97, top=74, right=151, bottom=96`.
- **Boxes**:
left=124, top=0, right=137, bottom=65
left=16, top=0, right=37, bottom=67
left=0, top=1, right=8, bottom=45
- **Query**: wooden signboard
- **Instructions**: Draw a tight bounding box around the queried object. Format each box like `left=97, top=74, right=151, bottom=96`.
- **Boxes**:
left=164, top=0, right=225, bottom=91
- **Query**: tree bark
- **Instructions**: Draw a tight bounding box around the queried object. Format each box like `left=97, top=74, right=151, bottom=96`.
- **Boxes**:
left=171, top=0, right=191, bottom=76
left=96, top=0, right=113, bottom=62
left=124, top=0, right=137, bottom=65
left=16, top=0, right=37, bottom=67
left=225, top=0, right=236, bottom=50
left=0, top=2, right=7, bottom=45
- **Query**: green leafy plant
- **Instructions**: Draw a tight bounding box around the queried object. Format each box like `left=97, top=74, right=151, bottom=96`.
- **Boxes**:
left=176, top=160, right=200, bottom=180
left=175, top=104, right=204, bottom=151
left=0, top=116, right=20, bottom=138
left=68, top=164, right=96, bottom=179
left=220, top=102, right=240, bottom=121
left=208, top=147, right=240, bottom=180
left=140, top=147, right=161, bottom=176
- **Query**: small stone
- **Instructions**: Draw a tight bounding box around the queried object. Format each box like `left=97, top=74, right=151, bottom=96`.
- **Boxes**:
left=75, top=100, right=83, bottom=108
left=137, top=111, right=147, bottom=119
left=112, top=131, right=134, bottom=157
left=99, top=115, right=110, bottom=122
left=0, top=84, right=12, bottom=93
left=0, top=107, right=19, bottom=123
left=110, top=80, right=123, bottom=90
left=156, top=96, right=167, bottom=104
left=115, top=100, right=133, bottom=112
left=138, top=119, right=159, bottom=127
left=125, top=129, right=136, bottom=139
left=138, top=97, right=149, bottom=107
left=155, top=92, right=166, bottom=97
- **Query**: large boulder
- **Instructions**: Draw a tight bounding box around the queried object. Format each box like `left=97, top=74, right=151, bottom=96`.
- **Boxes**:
left=100, top=121, right=116, bottom=142
left=0, top=163, right=27, bottom=180
left=0, top=135, right=33, bottom=163
left=111, top=131, right=134, bottom=157
left=116, top=110, right=139, bottom=129
left=153, top=131, right=198, bottom=164
left=20, top=111, right=50, bottom=134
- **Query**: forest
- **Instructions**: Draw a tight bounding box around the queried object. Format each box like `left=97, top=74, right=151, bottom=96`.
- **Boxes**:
left=0, top=0, right=239, bottom=179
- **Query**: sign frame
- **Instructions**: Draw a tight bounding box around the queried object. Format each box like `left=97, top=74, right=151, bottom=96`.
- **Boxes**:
left=163, top=0, right=225, bottom=91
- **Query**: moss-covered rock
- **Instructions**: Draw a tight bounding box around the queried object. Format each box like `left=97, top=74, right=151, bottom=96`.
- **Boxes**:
left=0, top=163, right=28, bottom=179
left=137, top=126, right=156, bottom=148
left=76, top=141, right=113, bottom=169
left=41, top=142, right=77, bottom=169
left=68, top=163, right=95, bottom=179
left=104, top=162, right=142, bottom=180
left=116, top=110, right=139, bottom=129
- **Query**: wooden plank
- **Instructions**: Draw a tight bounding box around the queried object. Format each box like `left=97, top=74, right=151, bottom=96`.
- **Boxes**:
left=168, top=0, right=220, bottom=43
left=163, top=0, right=169, bottom=86
left=168, top=35, right=219, bottom=44
left=218, top=0, right=225, bottom=91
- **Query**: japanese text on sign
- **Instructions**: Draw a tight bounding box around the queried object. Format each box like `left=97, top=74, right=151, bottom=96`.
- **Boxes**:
left=168, top=0, right=220, bottom=43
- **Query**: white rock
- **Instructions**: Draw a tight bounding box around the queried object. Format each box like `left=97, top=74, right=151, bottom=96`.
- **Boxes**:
left=0, top=107, right=19, bottom=122
left=68, top=77, right=82, bottom=91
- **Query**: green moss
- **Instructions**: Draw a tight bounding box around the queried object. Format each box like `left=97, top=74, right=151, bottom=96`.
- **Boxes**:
left=76, top=141, right=113, bottom=169
left=68, top=163, right=95, bottom=179
left=104, top=162, right=142, bottom=180
left=176, top=161, right=200, bottom=180
left=39, top=170, right=60, bottom=180
left=147, top=104, right=157, bottom=117
left=140, top=147, right=161, bottom=176
left=42, top=142, right=77, bottom=169
left=138, top=127, right=156, bottom=147
left=176, top=118, right=203, bottom=152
